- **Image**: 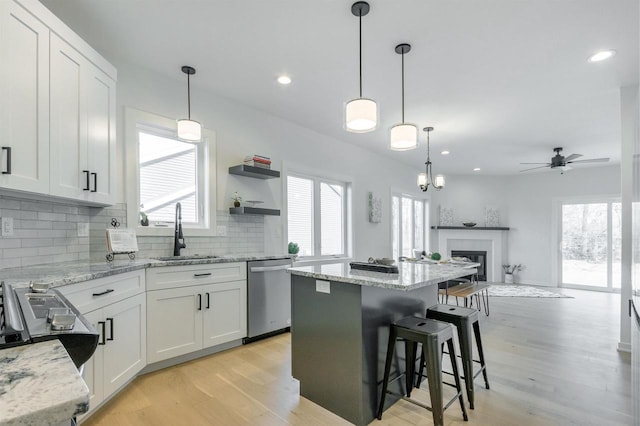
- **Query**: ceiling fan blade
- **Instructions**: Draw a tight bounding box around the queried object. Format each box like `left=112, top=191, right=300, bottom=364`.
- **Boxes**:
left=564, top=153, right=583, bottom=162
left=567, top=157, right=610, bottom=164
left=519, top=165, right=550, bottom=172
left=519, top=162, right=551, bottom=165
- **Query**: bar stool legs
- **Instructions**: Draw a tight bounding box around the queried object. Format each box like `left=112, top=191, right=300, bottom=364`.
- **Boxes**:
left=377, top=317, right=468, bottom=425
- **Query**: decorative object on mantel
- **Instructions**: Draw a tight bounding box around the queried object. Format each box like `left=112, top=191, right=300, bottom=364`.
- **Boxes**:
left=502, top=264, right=523, bottom=284
left=463, top=222, right=476, bottom=227
left=417, top=127, right=445, bottom=191
left=488, top=285, right=572, bottom=298
left=389, top=43, right=417, bottom=151
left=484, top=206, right=500, bottom=227
left=232, top=191, right=242, bottom=208
left=344, top=1, right=377, bottom=133
left=368, top=191, right=382, bottom=223
left=439, top=206, right=454, bottom=226
left=431, top=225, right=510, bottom=230
left=177, top=66, right=201, bottom=142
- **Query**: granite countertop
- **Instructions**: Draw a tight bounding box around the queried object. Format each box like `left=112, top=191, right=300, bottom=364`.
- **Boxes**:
left=288, top=261, right=478, bottom=291
left=0, top=340, right=89, bottom=426
left=0, top=254, right=292, bottom=288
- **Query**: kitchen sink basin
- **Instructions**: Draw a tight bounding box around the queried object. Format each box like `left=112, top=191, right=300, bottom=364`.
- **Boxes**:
left=152, top=255, right=221, bottom=261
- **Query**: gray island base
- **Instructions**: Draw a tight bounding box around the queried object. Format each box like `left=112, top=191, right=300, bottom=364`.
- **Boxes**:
left=288, top=262, right=478, bottom=426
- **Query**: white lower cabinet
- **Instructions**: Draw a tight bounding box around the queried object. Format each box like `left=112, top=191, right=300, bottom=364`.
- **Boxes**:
left=146, top=263, right=247, bottom=364
left=58, top=270, right=146, bottom=420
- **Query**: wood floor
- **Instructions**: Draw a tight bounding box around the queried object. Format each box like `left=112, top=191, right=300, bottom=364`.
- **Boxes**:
left=84, top=288, right=632, bottom=426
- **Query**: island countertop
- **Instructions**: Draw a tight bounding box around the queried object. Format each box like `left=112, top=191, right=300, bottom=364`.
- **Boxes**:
left=288, top=261, right=478, bottom=291
left=0, top=340, right=89, bottom=426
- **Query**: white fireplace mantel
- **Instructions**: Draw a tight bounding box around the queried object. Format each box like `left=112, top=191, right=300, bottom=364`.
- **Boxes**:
left=434, top=228, right=509, bottom=282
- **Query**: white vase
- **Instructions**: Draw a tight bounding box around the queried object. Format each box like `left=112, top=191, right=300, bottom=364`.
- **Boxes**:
left=504, top=273, right=514, bottom=284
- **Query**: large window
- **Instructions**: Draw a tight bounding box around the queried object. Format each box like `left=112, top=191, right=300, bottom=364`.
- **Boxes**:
left=392, top=194, right=429, bottom=260
left=560, top=199, right=621, bottom=291
left=287, top=173, right=350, bottom=258
left=126, top=108, right=216, bottom=234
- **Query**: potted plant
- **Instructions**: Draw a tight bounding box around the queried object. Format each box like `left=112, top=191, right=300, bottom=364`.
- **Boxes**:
left=232, top=192, right=242, bottom=208
left=139, top=211, right=149, bottom=226
left=502, top=264, right=523, bottom=284
left=288, top=242, right=300, bottom=258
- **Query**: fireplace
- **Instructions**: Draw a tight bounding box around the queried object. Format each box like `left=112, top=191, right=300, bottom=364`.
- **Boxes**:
left=452, top=250, right=487, bottom=281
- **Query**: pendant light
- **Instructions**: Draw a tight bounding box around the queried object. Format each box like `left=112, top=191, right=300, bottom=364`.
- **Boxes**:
left=177, top=65, right=202, bottom=142
left=389, top=44, right=417, bottom=150
left=345, top=1, right=377, bottom=133
left=417, top=127, right=445, bottom=191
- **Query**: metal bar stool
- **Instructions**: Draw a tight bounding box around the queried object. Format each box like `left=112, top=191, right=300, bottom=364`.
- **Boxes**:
left=377, top=316, right=468, bottom=426
left=425, top=305, right=490, bottom=409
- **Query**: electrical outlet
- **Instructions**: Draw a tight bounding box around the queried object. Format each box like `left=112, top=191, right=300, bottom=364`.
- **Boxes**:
left=77, top=222, right=90, bottom=237
left=316, top=280, right=330, bottom=294
left=216, top=225, right=227, bottom=236
left=1, top=217, right=14, bottom=237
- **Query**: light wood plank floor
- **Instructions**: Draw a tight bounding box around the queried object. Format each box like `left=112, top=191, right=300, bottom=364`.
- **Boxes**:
left=85, top=288, right=632, bottom=426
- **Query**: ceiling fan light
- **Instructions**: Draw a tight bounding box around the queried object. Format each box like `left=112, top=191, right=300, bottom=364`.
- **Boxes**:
left=177, top=119, right=202, bottom=141
left=389, top=123, right=417, bottom=151
left=345, top=98, right=377, bottom=132
left=434, top=174, right=445, bottom=188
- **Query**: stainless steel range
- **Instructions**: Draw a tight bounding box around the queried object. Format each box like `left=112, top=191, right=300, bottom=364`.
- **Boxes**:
left=0, top=281, right=99, bottom=368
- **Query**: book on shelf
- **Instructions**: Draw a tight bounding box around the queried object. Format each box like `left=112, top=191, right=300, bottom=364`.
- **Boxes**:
left=243, top=160, right=270, bottom=169
left=244, top=155, right=271, bottom=165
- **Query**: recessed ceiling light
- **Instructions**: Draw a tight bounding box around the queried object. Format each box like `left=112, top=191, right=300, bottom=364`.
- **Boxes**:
left=441, top=150, right=450, bottom=155
left=277, top=75, right=292, bottom=85
left=473, top=167, right=481, bottom=171
left=588, top=50, right=616, bottom=63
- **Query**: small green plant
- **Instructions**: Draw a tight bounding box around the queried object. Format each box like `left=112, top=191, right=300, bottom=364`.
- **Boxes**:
left=232, top=191, right=242, bottom=203
left=139, top=211, right=149, bottom=226
left=288, top=242, right=299, bottom=255
left=431, top=252, right=442, bottom=261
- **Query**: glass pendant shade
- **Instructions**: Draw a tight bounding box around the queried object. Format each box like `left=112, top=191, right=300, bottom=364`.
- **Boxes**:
left=389, top=123, right=418, bottom=151
left=417, top=173, right=427, bottom=187
left=177, top=119, right=202, bottom=141
left=345, top=98, right=377, bottom=132
left=435, top=174, right=445, bottom=188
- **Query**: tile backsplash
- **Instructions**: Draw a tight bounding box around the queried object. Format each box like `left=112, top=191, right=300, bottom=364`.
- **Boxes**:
left=0, top=195, right=265, bottom=269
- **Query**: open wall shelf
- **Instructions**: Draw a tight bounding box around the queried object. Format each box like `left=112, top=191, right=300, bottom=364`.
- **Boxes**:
left=228, top=165, right=280, bottom=179
left=229, top=207, right=280, bottom=216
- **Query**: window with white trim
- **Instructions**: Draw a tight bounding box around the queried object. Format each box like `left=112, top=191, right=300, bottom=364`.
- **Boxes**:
left=125, top=108, right=216, bottom=235
left=287, top=173, right=350, bottom=258
left=392, top=194, right=429, bottom=260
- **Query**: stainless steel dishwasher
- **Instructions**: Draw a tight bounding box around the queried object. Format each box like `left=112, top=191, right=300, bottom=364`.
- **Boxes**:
left=244, top=258, right=293, bottom=343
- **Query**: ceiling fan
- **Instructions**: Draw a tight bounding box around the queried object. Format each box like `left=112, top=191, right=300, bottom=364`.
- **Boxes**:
left=520, top=147, right=609, bottom=173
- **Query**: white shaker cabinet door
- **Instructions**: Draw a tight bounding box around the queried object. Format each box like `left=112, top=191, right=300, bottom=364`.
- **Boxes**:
left=102, top=293, right=147, bottom=396
left=202, top=280, right=247, bottom=348
left=0, top=1, right=50, bottom=194
left=147, top=286, right=204, bottom=363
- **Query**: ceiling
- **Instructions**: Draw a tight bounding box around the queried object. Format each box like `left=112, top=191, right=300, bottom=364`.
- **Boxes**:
left=40, top=0, right=638, bottom=175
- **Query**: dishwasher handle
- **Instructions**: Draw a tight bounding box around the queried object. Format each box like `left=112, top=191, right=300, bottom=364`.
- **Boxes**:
left=250, top=264, right=291, bottom=273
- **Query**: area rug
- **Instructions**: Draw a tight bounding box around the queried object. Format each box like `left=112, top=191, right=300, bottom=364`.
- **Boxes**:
left=488, top=285, right=573, bottom=298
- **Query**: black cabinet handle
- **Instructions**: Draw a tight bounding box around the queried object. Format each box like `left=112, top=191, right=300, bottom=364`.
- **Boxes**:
left=2, top=147, right=11, bottom=175
left=83, top=170, right=90, bottom=190
left=197, top=293, right=202, bottom=311
left=91, top=172, right=97, bottom=192
left=194, top=273, right=212, bottom=278
left=92, top=289, right=114, bottom=297
left=98, top=321, right=106, bottom=345
left=106, top=317, right=114, bottom=341
left=206, top=292, right=210, bottom=309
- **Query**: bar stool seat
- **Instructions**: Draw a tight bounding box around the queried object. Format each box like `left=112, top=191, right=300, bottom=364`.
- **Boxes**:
left=377, top=316, right=468, bottom=426
left=425, top=304, right=490, bottom=409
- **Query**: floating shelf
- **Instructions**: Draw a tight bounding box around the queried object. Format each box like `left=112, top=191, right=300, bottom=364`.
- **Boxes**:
left=229, top=207, right=280, bottom=216
left=228, top=165, right=280, bottom=179
left=431, top=226, right=510, bottom=231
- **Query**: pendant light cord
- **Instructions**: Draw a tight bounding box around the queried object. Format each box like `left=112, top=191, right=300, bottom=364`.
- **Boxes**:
left=401, top=51, right=405, bottom=123
left=359, top=11, right=363, bottom=97
left=187, top=73, right=192, bottom=120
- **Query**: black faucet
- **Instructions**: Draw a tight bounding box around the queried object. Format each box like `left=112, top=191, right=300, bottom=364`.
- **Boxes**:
left=173, top=202, right=186, bottom=256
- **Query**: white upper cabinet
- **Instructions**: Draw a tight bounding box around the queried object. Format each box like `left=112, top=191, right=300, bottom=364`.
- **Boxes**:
left=0, top=0, right=50, bottom=194
left=49, top=34, right=116, bottom=204
left=0, top=0, right=116, bottom=205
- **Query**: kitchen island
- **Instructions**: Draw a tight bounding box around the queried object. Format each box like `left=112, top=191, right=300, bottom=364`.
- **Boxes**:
left=288, top=261, right=478, bottom=426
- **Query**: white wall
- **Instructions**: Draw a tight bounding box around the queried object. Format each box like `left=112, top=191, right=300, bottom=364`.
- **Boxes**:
left=430, top=165, right=621, bottom=285
left=113, top=60, right=425, bottom=260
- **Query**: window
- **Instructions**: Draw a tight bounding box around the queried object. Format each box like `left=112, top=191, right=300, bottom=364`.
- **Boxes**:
left=125, top=108, right=216, bottom=235
left=559, top=198, right=621, bottom=291
left=287, top=173, right=350, bottom=258
left=392, top=194, right=428, bottom=260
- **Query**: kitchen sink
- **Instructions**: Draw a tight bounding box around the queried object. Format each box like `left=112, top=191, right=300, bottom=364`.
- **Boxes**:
left=151, top=255, right=221, bottom=261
